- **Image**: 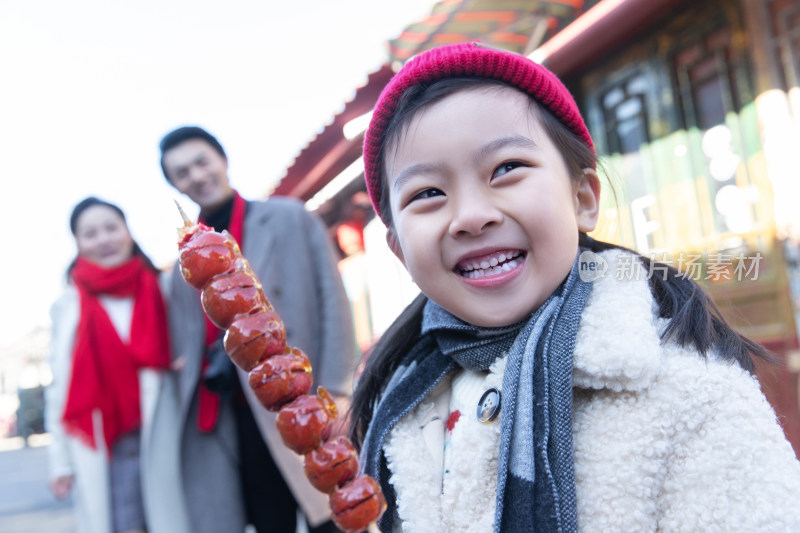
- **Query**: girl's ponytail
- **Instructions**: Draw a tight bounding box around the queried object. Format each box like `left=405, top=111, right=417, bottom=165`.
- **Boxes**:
left=348, top=293, right=428, bottom=449
left=580, top=234, right=770, bottom=371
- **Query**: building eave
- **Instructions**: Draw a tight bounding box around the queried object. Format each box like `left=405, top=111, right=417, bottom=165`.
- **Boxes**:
left=534, top=0, right=691, bottom=76
left=272, top=64, right=394, bottom=201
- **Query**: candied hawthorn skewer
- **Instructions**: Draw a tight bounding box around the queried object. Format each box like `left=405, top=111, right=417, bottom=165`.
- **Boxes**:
left=175, top=204, right=386, bottom=532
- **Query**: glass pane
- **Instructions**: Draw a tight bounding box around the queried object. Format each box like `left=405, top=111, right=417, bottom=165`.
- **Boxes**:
left=694, top=76, right=726, bottom=129
left=617, top=118, right=647, bottom=154
left=616, top=98, right=642, bottom=121
left=627, top=74, right=649, bottom=94
left=603, top=87, right=624, bottom=109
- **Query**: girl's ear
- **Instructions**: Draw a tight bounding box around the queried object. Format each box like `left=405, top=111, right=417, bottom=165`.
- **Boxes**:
left=575, top=168, right=601, bottom=233
left=386, top=227, right=406, bottom=266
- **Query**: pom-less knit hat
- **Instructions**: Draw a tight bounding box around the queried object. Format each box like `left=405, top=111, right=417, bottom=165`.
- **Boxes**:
left=363, top=41, right=594, bottom=224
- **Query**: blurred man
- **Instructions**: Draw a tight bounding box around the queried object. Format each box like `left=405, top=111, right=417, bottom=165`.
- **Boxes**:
left=160, top=125, right=357, bottom=533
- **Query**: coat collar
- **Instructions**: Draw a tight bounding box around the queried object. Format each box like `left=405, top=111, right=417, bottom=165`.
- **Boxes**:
left=242, top=200, right=277, bottom=276
left=573, top=249, right=664, bottom=392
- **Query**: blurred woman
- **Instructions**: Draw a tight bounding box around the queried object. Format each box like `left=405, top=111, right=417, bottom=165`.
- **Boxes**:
left=45, top=196, right=188, bottom=533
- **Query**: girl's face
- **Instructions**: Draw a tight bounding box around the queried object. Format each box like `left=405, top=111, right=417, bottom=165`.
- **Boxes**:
left=74, top=205, right=135, bottom=268
left=384, top=87, right=599, bottom=327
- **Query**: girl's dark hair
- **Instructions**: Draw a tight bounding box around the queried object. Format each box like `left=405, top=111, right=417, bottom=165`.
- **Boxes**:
left=348, top=77, right=771, bottom=448
left=67, top=196, right=159, bottom=277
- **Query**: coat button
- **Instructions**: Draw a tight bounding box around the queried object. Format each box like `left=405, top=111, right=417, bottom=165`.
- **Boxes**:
left=477, top=387, right=501, bottom=423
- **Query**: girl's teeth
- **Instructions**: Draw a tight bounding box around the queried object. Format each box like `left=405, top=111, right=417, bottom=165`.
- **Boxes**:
left=460, top=251, right=522, bottom=278
left=465, top=258, right=520, bottom=278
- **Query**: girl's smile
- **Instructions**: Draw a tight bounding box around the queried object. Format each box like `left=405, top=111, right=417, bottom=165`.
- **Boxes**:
left=384, top=86, right=599, bottom=327
left=455, top=248, right=525, bottom=284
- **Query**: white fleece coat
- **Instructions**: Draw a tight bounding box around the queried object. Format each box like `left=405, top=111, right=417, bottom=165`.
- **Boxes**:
left=45, top=284, right=189, bottom=533
left=384, top=250, right=800, bottom=532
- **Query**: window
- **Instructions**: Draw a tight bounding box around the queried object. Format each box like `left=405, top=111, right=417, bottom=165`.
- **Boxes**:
left=600, top=73, right=651, bottom=154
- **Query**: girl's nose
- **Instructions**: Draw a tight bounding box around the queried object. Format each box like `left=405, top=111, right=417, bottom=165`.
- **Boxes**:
left=448, top=188, right=503, bottom=237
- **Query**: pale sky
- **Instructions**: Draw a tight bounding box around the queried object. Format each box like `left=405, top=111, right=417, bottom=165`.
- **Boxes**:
left=0, top=0, right=435, bottom=348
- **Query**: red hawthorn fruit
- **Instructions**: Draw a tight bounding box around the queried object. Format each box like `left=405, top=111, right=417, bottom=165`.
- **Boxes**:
left=248, top=348, right=313, bottom=411
left=201, top=270, right=268, bottom=329
left=304, top=436, right=359, bottom=494
left=275, top=390, right=336, bottom=455
left=329, top=475, right=387, bottom=533
left=224, top=309, right=287, bottom=371
left=178, top=228, right=238, bottom=290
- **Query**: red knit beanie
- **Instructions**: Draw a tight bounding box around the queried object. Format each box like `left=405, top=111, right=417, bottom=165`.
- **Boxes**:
left=363, top=41, right=594, bottom=224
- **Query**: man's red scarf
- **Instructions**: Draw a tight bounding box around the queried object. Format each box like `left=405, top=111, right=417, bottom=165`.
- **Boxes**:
left=196, top=190, right=246, bottom=432
left=63, top=255, right=171, bottom=450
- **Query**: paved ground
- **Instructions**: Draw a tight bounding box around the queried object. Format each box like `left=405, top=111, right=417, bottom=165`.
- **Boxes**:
left=0, top=434, right=74, bottom=533
left=0, top=434, right=322, bottom=533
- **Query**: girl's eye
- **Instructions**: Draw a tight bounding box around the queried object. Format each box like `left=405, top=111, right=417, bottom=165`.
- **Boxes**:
left=493, top=161, right=525, bottom=178
left=409, top=188, right=444, bottom=203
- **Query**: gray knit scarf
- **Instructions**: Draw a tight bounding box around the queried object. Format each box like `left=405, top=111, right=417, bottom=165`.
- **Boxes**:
left=361, top=257, right=591, bottom=532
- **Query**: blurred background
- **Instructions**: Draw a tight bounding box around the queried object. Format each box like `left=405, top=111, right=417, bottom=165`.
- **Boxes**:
left=3, top=0, right=800, bottom=530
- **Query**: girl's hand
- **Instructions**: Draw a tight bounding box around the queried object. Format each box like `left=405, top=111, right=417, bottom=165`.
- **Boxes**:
left=49, top=475, right=74, bottom=499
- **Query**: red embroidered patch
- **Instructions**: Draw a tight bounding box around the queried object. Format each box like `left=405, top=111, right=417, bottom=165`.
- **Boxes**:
left=446, top=410, right=461, bottom=432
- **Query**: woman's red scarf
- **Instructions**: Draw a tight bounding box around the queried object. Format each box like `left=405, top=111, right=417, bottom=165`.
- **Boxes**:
left=63, top=255, right=171, bottom=450
left=196, top=190, right=246, bottom=432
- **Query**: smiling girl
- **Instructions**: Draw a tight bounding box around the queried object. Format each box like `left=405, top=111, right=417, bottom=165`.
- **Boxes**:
left=349, top=42, right=800, bottom=532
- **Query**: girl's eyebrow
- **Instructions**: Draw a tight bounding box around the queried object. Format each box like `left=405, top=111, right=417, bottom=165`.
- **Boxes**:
left=392, top=135, right=536, bottom=192
left=474, top=135, right=537, bottom=164
left=392, top=162, right=441, bottom=193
